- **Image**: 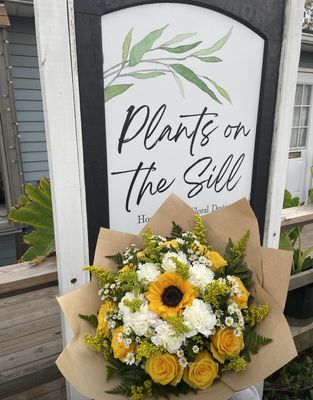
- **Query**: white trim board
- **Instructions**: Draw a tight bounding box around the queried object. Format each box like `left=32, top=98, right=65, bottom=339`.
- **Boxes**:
left=264, top=0, right=305, bottom=248
left=34, top=0, right=89, bottom=399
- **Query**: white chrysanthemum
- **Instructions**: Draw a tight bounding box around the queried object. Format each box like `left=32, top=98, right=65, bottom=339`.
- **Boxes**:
left=136, top=262, right=160, bottom=283
left=183, top=299, right=217, bottom=337
left=162, top=251, right=189, bottom=272
left=151, top=320, right=186, bottom=353
left=227, top=302, right=240, bottom=314
left=188, top=263, right=214, bottom=291
left=119, top=293, right=158, bottom=336
left=225, top=316, right=234, bottom=326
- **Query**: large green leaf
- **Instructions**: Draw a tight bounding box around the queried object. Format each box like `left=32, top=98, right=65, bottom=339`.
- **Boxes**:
left=161, top=32, right=196, bottom=47
left=122, top=28, right=133, bottom=65
left=104, top=84, right=133, bottom=102
left=8, top=178, right=55, bottom=263
left=129, top=25, right=168, bottom=66
left=130, top=71, right=165, bottom=79
left=193, top=27, right=233, bottom=57
left=204, top=77, right=231, bottom=103
left=197, top=56, right=222, bottom=63
left=161, top=41, right=202, bottom=53
left=171, top=63, right=222, bottom=103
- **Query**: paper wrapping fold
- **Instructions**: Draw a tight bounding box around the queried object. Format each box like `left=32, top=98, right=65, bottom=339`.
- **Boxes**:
left=56, top=194, right=297, bottom=400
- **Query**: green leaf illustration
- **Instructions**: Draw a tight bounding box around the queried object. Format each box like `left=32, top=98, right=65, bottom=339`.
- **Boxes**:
left=173, top=72, right=185, bottom=98
left=161, top=41, right=202, bottom=53
left=130, top=71, right=165, bottom=79
left=161, top=32, right=196, bottom=46
left=122, top=28, right=133, bottom=65
left=204, top=77, right=232, bottom=103
left=193, top=27, right=233, bottom=57
left=129, top=25, right=168, bottom=66
left=197, top=56, right=222, bottom=63
left=8, top=178, right=55, bottom=264
left=171, top=64, right=222, bottom=103
left=104, top=84, right=133, bottom=102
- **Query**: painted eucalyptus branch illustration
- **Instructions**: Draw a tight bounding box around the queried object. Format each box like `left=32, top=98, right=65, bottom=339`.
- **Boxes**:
left=103, top=25, right=232, bottom=103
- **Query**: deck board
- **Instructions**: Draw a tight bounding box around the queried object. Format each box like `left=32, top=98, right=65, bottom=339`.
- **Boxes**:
left=0, top=285, right=65, bottom=399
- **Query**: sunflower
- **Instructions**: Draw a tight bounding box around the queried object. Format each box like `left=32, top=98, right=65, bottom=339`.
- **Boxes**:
left=146, top=271, right=196, bottom=317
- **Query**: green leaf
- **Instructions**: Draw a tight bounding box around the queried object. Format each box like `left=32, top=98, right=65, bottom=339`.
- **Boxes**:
left=197, top=56, right=222, bottom=62
left=106, top=252, right=124, bottom=268
left=8, top=178, right=55, bottom=264
left=79, top=314, right=98, bottom=329
left=129, top=25, right=168, bottom=66
left=172, top=72, right=185, bottom=98
left=193, top=27, right=233, bottom=56
left=130, top=71, right=165, bottom=79
left=204, top=77, right=231, bottom=103
left=122, top=28, right=133, bottom=65
left=171, top=64, right=222, bottom=104
left=161, top=41, right=202, bottom=53
left=244, top=328, right=272, bottom=356
left=161, top=32, right=197, bottom=46
left=104, top=84, right=133, bottom=102
left=170, top=221, right=183, bottom=238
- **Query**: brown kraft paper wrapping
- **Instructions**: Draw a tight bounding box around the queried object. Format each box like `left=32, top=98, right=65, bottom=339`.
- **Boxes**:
left=56, top=194, right=297, bottom=400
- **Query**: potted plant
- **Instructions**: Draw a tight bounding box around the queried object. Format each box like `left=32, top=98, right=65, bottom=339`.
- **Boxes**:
left=280, top=189, right=313, bottom=319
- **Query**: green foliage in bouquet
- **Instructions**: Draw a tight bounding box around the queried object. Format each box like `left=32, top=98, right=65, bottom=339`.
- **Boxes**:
left=79, top=216, right=271, bottom=400
left=8, top=178, right=55, bottom=264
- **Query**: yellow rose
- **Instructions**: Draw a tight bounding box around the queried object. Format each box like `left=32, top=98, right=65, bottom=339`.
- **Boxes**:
left=205, top=251, right=227, bottom=272
left=164, top=239, right=179, bottom=249
left=210, top=328, right=244, bottom=363
left=145, top=353, right=183, bottom=386
left=183, top=351, right=218, bottom=389
left=97, top=300, right=115, bottom=334
left=232, top=276, right=250, bottom=309
left=111, top=326, right=135, bottom=360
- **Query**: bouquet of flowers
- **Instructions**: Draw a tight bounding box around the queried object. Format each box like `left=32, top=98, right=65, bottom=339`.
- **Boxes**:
left=56, top=195, right=297, bottom=400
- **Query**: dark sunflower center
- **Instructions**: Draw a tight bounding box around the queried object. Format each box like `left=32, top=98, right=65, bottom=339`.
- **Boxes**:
left=161, top=285, right=183, bottom=307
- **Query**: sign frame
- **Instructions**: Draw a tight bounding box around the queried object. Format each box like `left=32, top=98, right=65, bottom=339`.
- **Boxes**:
left=74, top=0, right=286, bottom=259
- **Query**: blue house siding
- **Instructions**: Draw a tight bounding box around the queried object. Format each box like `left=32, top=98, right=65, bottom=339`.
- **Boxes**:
left=0, top=234, right=18, bottom=266
left=0, top=17, right=48, bottom=267
left=9, top=17, right=49, bottom=186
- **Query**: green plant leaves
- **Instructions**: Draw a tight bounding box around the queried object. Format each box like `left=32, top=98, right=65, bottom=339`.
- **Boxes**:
left=79, top=314, right=98, bottom=329
left=8, top=178, right=55, bottom=264
left=171, top=63, right=222, bottom=103
left=161, top=32, right=196, bottom=47
left=130, top=71, right=165, bottom=79
left=194, top=26, right=233, bottom=57
left=197, top=56, right=222, bottom=63
left=104, top=84, right=133, bottom=102
left=161, top=41, right=202, bottom=53
left=129, top=25, right=168, bottom=66
left=204, top=77, right=231, bottom=103
left=122, top=28, right=133, bottom=65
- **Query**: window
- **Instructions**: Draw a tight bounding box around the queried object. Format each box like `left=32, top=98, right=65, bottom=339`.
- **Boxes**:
left=290, top=84, right=311, bottom=149
left=0, top=28, right=24, bottom=233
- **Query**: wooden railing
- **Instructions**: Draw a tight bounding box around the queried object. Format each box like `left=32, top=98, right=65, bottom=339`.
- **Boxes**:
left=281, top=204, right=313, bottom=353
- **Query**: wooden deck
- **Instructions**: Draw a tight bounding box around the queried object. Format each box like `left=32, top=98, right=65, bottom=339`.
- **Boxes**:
left=0, top=258, right=65, bottom=400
